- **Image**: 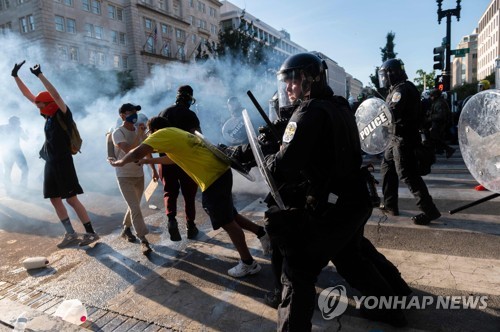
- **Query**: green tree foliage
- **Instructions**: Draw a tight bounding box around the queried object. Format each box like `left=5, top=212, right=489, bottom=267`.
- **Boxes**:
left=370, top=31, right=398, bottom=97
left=117, top=69, right=136, bottom=94
left=414, top=69, right=436, bottom=92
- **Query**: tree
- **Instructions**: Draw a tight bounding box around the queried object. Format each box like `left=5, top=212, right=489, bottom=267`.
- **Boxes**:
left=414, top=69, right=436, bottom=92
left=370, top=31, right=398, bottom=97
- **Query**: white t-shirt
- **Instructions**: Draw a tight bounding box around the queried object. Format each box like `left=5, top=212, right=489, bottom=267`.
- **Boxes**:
left=112, top=126, right=144, bottom=177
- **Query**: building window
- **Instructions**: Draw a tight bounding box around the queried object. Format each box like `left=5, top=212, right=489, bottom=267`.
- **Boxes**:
left=192, top=34, right=196, bottom=44
left=173, top=0, right=180, bottom=16
left=1, top=22, right=13, bottom=35
left=69, top=46, right=78, bottom=61
left=82, top=0, right=89, bottom=11
left=66, top=18, right=76, bottom=33
left=119, top=32, right=126, bottom=45
left=55, top=15, right=65, bottom=31
left=122, top=56, right=128, bottom=69
left=117, top=8, right=123, bottom=20
left=19, top=15, right=34, bottom=33
left=144, top=18, right=152, bottom=30
left=209, top=7, right=216, bottom=17
left=84, top=23, right=93, bottom=37
left=107, top=4, right=115, bottom=19
left=94, top=25, right=103, bottom=39
left=177, top=44, right=185, bottom=60
left=57, top=44, right=68, bottom=60
left=113, top=55, right=120, bottom=68
left=175, top=28, right=185, bottom=40
left=161, top=41, right=171, bottom=57
left=111, top=30, right=117, bottom=43
left=158, top=0, right=167, bottom=11
left=145, top=35, right=155, bottom=53
left=189, top=0, right=194, bottom=7
left=210, top=23, right=217, bottom=35
left=91, top=0, right=101, bottom=14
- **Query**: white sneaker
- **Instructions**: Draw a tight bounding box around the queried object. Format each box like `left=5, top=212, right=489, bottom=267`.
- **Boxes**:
left=258, top=233, right=272, bottom=255
left=79, top=233, right=100, bottom=246
left=57, top=233, right=80, bottom=248
left=228, top=260, right=261, bottom=278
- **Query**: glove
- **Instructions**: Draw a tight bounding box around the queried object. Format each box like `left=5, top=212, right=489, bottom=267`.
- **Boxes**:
left=30, top=64, right=42, bottom=77
left=11, top=60, right=26, bottom=77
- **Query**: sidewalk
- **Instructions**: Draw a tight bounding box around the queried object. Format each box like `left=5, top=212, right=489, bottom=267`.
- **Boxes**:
left=0, top=199, right=429, bottom=332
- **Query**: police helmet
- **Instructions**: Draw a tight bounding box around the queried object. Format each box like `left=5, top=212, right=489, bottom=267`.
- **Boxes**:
left=378, top=59, right=408, bottom=88
left=429, top=89, right=441, bottom=98
left=227, top=96, right=241, bottom=115
left=478, top=79, right=490, bottom=92
left=276, top=52, right=328, bottom=108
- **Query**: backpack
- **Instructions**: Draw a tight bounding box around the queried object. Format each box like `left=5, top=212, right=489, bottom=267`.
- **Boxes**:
left=106, top=131, right=116, bottom=160
left=56, top=113, right=82, bottom=154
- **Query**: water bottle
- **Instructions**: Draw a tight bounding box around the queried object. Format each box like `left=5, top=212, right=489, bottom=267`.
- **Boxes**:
left=22, top=257, right=49, bottom=270
left=12, top=312, right=27, bottom=332
left=54, top=299, right=87, bottom=325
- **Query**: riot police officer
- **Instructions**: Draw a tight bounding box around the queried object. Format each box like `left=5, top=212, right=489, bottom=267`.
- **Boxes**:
left=265, top=53, right=407, bottom=331
left=378, top=59, right=441, bottom=225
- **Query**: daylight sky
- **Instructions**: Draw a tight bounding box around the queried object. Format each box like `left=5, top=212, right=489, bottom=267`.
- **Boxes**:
left=227, top=0, right=492, bottom=86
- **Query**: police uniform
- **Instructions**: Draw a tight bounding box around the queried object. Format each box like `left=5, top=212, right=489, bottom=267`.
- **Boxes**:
left=381, top=80, right=441, bottom=220
left=266, top=88, right=408, bottom=330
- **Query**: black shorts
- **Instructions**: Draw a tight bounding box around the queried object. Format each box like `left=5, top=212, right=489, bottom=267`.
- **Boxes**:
left=43, top=157, right=83, bottom=199
left=202, top=169, right=237, bottom=230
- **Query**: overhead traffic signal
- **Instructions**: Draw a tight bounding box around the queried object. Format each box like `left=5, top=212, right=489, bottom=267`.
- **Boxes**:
left=433, top=46, right=445, bottom=70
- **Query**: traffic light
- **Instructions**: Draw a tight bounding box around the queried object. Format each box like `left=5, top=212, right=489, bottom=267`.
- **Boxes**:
left=433, top=46, right=445, bottom=70
left=435, top=75, right=443, bottom=91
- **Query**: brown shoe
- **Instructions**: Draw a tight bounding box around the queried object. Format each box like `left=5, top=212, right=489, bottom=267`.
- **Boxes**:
left=141, top=241, right=152, bottom=255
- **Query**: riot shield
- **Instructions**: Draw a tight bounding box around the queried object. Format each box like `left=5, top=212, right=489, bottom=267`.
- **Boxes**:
left=458, top=90, right=500, bottom=193
left=355, top=98, right=393, bottom=154
left=242, top=109, right=286, bottom=210
left=194, top=131, right=255, bottom=182
left=221, top=116, right=248, bottom=145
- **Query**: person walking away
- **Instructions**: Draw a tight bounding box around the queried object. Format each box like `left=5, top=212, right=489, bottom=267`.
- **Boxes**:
left=12, top=61, right=99, bottom=247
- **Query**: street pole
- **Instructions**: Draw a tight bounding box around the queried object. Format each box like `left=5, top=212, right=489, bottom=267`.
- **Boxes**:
left=436, top=0, right=461, bottom=93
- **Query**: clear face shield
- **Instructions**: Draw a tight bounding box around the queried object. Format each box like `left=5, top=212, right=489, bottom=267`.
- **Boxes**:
left=378, top=68, right=389, bottom=88
left=277, top=69, right=302, bottom=109
left=478, top=83, right=485, bottom=92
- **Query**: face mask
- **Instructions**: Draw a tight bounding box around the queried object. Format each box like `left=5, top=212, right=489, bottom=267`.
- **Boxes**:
left=125, top=113, right=138, bottom=124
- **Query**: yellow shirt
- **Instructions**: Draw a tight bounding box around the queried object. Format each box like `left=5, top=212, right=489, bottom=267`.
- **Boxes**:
left=143, top=127, right=230, bottom=191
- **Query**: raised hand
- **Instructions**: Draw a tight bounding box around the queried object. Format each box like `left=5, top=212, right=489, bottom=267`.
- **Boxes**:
left=11, top=60, right=26, bottom=77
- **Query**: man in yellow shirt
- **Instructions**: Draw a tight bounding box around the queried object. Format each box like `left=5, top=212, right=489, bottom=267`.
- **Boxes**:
left=110, top=116, right=270, bottom=277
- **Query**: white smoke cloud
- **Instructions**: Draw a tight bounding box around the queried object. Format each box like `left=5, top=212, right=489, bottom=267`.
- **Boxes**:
left=0, top=32, right=275, bottom=200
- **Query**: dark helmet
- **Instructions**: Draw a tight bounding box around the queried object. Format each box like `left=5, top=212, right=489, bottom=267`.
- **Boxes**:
left=429, top=88, right=441, bottom=98
left=276, top=52, right=328, bottom=107
left=378, top=58, right=408, bottom=88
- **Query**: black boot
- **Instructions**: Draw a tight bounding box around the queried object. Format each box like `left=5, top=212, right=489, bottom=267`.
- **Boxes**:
left=167, top=218, right=181, bottom=241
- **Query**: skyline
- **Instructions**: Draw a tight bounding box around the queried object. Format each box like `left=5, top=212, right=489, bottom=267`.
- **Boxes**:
left=226, top=0, right=493, bottom=87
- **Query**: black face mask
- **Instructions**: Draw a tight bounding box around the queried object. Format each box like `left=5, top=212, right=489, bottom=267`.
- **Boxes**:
left=125, top=113, right=138, bottom=124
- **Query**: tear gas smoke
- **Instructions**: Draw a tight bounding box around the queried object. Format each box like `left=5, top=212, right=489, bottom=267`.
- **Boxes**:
left=0, top=33, right=274, bottom=211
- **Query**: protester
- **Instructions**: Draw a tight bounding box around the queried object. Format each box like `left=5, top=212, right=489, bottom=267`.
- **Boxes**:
left=111, top=103, right=158, bottom=255
left=111, top=116, right=271, bottom=277
left=158, top=85, right=201, bottom=241
left=378, top=59, right=441, bottom=225
left=221, top=97, right=248, bottom=145
left=12, top=61, right=99, bottom=247
left=0, top=116, right=29, bottom=188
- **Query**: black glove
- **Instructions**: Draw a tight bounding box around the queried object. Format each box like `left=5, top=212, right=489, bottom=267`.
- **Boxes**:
left=30, top=64, right=42, bottom=77
left=11, top=60, right=26, bottom=77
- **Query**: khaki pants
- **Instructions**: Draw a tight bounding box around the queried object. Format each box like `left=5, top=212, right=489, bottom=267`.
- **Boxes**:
left=117, top=176, right=148, bottom=238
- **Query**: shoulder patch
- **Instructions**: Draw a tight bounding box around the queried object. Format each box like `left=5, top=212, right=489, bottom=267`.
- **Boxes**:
left=391, top=92, right=402, bottom=103
left=282, top=122, right=297, bottom=143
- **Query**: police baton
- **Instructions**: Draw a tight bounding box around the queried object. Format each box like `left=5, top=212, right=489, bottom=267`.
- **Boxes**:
left=448, top=192, right=499, bottom=214
left=246, top=90, right=281, bottom=143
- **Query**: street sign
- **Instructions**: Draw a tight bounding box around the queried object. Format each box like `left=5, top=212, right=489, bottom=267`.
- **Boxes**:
left=451, top=48, right=470, bottom=57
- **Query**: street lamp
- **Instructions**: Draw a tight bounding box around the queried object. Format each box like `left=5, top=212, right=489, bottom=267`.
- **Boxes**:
left=436, top=0, right=461, bottom=92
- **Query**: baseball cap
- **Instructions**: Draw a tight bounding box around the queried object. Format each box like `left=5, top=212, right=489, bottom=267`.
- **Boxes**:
left=119, top=103, right=141, bottom=113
